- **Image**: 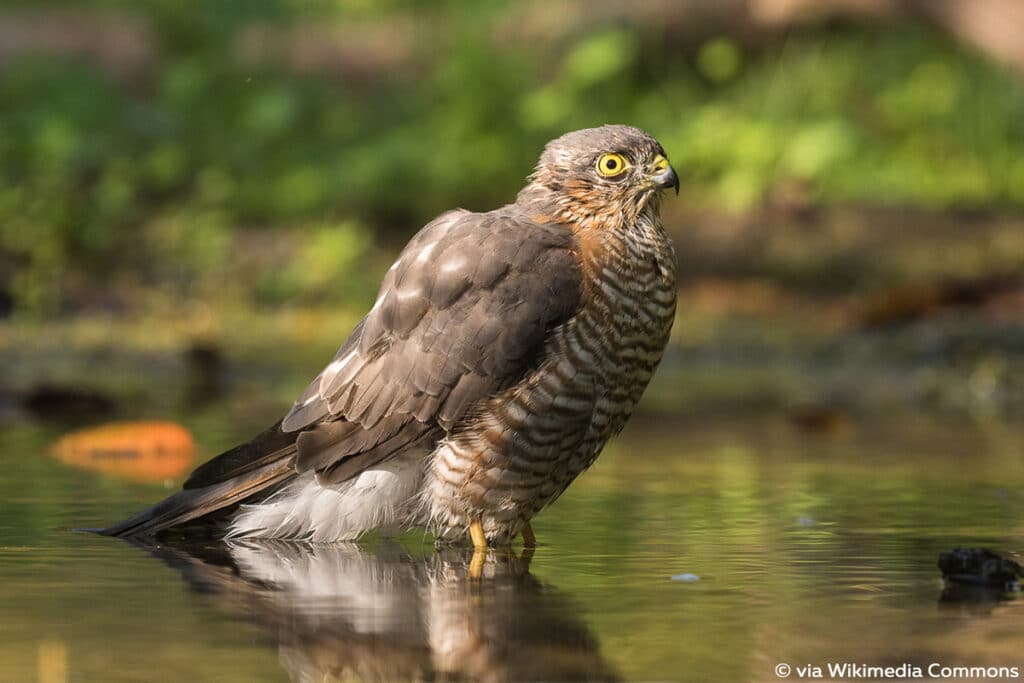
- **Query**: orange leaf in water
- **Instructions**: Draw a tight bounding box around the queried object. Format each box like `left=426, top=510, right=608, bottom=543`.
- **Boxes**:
left=51, top=421, right=196, bottom=483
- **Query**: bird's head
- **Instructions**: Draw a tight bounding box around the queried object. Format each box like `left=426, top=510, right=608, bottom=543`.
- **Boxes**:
left=522, top=125, right=678, bottom=229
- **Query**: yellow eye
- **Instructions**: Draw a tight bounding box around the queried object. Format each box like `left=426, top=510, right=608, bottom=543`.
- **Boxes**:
left=596, top=153, right=629, bottom=177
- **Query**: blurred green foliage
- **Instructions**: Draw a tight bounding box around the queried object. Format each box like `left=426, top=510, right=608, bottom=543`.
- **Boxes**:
left=1, top=1, right=1023, bottom=316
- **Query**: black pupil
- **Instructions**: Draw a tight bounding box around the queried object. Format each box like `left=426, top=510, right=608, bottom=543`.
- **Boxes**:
left=606, top=158, right=618, bottom=170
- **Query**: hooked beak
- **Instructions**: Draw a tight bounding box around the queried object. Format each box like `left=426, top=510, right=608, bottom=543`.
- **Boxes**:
left=649, top=154, right=679, bottom=195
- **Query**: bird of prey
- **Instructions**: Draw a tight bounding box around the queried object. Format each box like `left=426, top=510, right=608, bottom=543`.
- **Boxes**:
left=103, top=125, right=679, bottom=550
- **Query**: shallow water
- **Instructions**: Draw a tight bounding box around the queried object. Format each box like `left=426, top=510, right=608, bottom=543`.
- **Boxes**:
left=1, top=412, right=1022, bottom=682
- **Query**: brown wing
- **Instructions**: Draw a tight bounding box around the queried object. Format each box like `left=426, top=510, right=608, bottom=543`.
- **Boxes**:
left=280, top=207, right=583, bottom=484
left=176, top=208, right=581, bottom=493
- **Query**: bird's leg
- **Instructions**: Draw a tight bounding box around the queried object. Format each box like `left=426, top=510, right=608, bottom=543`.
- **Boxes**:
left=468, top=519, right=487, bottom=579
left=469, top=519, right=488, bottom=550
left=521, top=521, right=536, bottom=548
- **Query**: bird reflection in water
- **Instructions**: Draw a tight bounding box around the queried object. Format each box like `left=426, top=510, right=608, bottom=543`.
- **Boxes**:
left=139, top=539, right=619, bottom=682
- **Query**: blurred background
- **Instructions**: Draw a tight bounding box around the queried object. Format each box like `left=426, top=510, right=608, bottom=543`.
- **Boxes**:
left=1, top=0, right=1023, bottom=426
left=2, top=4, right=1024, bottom=681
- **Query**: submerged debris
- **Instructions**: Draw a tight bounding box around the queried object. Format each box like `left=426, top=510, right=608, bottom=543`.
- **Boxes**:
left=938, top=547, right=1023, bottom=589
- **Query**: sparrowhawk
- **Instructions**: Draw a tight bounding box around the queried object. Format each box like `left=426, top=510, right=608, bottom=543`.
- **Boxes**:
left=103, top=125, right=679, bottom=549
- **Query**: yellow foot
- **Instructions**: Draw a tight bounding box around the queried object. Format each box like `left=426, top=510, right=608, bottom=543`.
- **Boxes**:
left=469, top=519, right=488, bottom=550
left=521, top=521, right=536, bottom=548
left=468, top=519, right=487, bottom=579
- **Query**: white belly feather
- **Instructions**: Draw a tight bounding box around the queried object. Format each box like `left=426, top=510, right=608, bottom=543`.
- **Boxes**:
left=228, top=450, right=426, bottom=542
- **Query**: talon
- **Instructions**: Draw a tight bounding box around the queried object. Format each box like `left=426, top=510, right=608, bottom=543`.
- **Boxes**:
left=521, top=521, right=536, bottom=548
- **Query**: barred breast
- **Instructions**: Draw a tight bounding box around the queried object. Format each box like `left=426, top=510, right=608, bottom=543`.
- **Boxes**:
left=424, top=209, right=677, bottom=541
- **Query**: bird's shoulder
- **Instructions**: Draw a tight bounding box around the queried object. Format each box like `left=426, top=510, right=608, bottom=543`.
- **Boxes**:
left=387, top=205, right=580, bottom=295
left=377, top=206, right=582, bottom=356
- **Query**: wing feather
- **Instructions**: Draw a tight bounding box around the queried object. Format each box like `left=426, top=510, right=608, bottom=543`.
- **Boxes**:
left=279, top=207, right=582, bottom=484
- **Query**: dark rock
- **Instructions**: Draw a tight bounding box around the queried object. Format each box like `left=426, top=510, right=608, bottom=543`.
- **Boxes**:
left=22, top=384, right=116, bottom=420
left=938, top=547, right=1023, bottom=589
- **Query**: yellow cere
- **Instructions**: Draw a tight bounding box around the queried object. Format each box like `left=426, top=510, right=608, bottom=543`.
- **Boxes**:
left=652, top=154, right=669, bottom=173
left=596, top=152, right=629, bottom=177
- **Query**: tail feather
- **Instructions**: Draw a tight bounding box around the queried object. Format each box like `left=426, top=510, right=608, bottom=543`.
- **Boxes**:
left=101, top=451, right=296, bottom=538
left=184, top=420, right=297, bottom=489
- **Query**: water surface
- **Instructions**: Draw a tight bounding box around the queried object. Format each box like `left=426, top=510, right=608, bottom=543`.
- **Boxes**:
left=2, top=412, right=1022, bottom=681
